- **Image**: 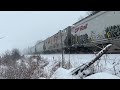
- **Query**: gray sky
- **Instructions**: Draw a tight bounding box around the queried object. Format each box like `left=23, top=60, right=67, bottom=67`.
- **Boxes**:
left=0, top=11, right=87, bottom=53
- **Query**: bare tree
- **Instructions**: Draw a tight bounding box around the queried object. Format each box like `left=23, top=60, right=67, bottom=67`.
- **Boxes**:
left=11, top=48, right=21, bottom=61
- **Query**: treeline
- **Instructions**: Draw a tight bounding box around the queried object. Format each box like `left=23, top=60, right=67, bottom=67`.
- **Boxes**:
left=0, top=48, right=21, bottom=66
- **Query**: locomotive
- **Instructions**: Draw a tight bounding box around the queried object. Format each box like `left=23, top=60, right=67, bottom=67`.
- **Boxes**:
left=29, top=11, right=120, bottom=54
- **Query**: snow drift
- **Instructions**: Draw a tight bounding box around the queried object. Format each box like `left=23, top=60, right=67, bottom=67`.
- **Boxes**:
left=51, top=67, right=120, bottom=79
left=50, top=67, right=76, bottom=79
left=84, top=72, right=120, bottom=79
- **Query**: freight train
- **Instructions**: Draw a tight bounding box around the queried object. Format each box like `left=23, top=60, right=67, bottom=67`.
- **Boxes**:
left=28, top=11, right=120, bottom=54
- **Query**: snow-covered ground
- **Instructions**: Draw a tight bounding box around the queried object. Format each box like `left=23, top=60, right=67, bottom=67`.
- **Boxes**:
left=40, top=54, right=95, bottom=67
left=84, top=72, right=120, bottom=79
left=50, top=67, right=76, bottom=79
left=40, top=54, right=120, bottom=79
left=40, top=54, right=120, bottom=68
left=23, top=54, right=120, bottom=79
left=50, top=67, right=120, bottom=79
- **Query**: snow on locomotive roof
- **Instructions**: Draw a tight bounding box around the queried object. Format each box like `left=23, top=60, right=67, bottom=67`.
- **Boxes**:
left=73, top=11, right=101, bottom=26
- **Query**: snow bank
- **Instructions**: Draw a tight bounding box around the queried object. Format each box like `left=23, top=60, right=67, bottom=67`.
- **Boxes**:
left=50, top=67, right=77, bottom=79
left=84, top=72, right=120, bottom=79
left=43, top=58, right=60, bottom=78
left=24, top=54, right=120, bottom=79
left=41, top=54, right=120, bottom=77
left=39, top=77, right=46, bottom=79
left=51, top=68, right=120, bottom=79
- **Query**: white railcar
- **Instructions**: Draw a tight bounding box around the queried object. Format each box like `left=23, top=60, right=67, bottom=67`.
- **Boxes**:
left=36, top=41, right=44, bottom=53
left=71, top=11, right=120, bottom=47
left=43, top=26, right=71, bottom=53
left=30, top=46, right=35, bottom=54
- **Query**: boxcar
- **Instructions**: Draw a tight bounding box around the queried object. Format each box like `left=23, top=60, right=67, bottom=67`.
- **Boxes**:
left=71, top=11, right=120, bottom=48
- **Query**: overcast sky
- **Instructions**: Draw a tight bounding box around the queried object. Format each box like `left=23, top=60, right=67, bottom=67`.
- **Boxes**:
left=0, top=11, right=87, bottom=53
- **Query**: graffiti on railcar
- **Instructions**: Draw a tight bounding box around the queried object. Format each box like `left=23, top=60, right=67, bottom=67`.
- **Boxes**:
left=96, top=33, right=104, bottom=40
left=89, top=31, right=105, bottom=42
left=71, top=33, right=89, bottom=45
left=90, top=31, right=96, bottom=41
left=79, top=34, right=89, bottom=44
left=104, top=25, right=120, bottom=39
